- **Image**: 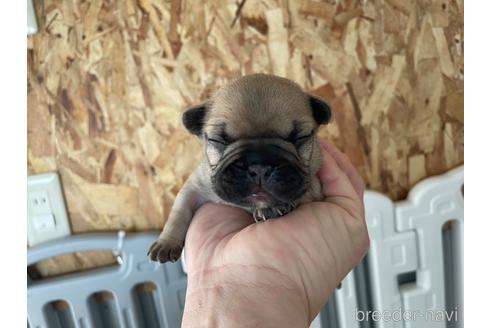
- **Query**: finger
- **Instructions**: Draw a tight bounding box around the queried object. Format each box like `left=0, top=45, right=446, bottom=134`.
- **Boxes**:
left=317, top=145, right=359, bottom=204
left=319, top=140, right=365, bottom=201
left=319, top=141, right=365, bottom=196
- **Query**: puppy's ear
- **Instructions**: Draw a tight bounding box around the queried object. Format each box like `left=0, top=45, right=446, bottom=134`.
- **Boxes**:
left=182, top=104, right=208, bottom=135
left=309, top=96, right=332, bottom=125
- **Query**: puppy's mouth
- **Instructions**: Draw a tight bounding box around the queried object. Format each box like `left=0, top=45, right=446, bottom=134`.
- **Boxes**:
left=247, top=188, right=273, bottom=207
left=247, top=188, right=296, bottom=221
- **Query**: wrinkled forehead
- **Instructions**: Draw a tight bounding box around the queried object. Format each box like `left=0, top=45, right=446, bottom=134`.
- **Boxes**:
left=205, top=81, right=315, bottom=138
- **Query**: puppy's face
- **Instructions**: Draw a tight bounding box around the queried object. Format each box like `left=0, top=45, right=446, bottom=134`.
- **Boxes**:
left=183, top=74, right=331, bottom=217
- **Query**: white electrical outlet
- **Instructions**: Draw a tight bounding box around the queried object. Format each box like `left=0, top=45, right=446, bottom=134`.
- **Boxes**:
left=27, top=173, right=71, bottom=246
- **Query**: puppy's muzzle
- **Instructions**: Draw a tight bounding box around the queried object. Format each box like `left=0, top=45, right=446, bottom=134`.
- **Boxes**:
left=212, top=141, right=310, bottom=205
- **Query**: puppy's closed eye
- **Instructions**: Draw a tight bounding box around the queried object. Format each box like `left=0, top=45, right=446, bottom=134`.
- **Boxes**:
left=206, top=132, right=235, bottom=151
left=288, top=130, right=314, bottom=146
left=208, top=137, right=229, bottom=146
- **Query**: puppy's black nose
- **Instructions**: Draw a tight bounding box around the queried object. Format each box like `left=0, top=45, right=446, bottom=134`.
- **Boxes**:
left=247, top=164, right=274, bottom=183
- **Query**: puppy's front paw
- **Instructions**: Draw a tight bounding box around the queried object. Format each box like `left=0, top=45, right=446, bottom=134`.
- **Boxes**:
left=147, top=238, right=183, bottom=263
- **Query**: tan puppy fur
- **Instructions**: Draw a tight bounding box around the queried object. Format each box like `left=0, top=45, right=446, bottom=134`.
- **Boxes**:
left=148, top=74, right=332, bottom=263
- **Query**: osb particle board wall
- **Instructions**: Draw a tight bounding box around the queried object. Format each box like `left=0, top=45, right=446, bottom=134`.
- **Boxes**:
left=27, top=0, right=463, bottom=275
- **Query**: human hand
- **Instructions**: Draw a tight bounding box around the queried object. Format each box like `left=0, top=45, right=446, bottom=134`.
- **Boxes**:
left=181, top=140, right=369, bottom=328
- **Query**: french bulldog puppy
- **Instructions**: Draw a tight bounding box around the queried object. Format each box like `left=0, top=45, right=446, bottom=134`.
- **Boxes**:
left=148, top=74, right=332, bottom=263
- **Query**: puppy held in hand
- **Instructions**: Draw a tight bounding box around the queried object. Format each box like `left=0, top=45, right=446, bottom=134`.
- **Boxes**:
left=148, top=74, right=332, bottom=263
